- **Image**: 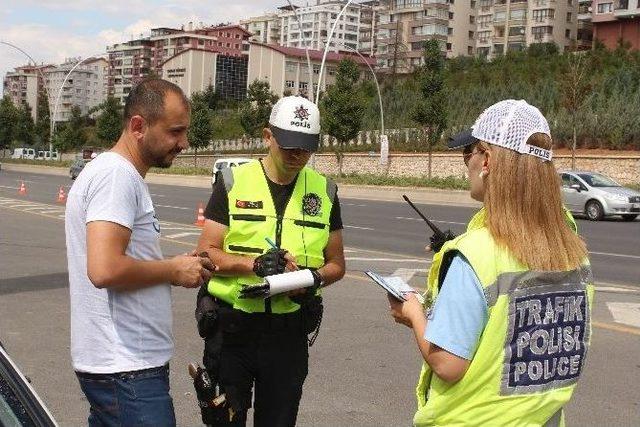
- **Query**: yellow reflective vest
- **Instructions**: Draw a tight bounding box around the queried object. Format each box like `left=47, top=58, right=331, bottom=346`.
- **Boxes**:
left=207, top=160, right=335, bottom=314
left=414, top=208, right=594, bottom=427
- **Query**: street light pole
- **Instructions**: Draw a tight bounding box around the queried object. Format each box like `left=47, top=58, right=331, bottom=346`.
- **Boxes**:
left=315, top=0, right=355, bottom=104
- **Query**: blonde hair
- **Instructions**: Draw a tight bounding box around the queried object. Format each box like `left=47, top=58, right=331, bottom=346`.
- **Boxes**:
left=480, top=134, right=588, bottom=271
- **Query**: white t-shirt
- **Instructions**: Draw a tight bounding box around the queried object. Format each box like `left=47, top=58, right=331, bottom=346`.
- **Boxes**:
left=65, top=152, right=173, bottom=374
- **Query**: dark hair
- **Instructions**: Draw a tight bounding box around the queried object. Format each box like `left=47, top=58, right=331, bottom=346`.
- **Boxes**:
left=123, top=79, right=189, bottom=126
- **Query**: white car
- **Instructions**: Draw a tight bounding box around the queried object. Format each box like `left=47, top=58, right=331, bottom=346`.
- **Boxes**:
left=560, top=171, right=640, bottom=221
left=211, top=158, right=251, bottom=188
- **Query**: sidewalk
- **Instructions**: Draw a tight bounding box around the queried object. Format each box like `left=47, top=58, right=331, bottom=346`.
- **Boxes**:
left=1, top=163, right=480, bottom=207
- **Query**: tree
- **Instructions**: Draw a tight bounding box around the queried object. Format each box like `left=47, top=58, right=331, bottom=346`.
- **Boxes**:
left=0, top=97, right=19, bottom=152
left=239, top=80, right=279, bottom=150
left=13, top=104, right=35, bottom=146
left=320, top=59, right=365, bottom=176
left=559, top=51, right=592, bottom=169
left=95, top=97, right=123, bottom=146
left=53, top=106, right=87, bottom=153
left=188, top=98, right=213, bottom=167
left=34, top=92, right=50, bottom=148
left=411, top=40, right=448, bottom=179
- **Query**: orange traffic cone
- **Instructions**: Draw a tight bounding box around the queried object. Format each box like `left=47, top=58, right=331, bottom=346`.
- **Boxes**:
left=18, top=181, right=27, bottom=195
left=57, top=186, right=66, bottom=203
left=194, top=202, right=205, bottom=227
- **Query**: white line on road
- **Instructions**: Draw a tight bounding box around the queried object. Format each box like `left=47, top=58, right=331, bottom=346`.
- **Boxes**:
left=155, top=204, right=191, bottom=210
left=150, top=193, right=166, bottom=198
left=0, top=185, right=19, bottom=190
left=345, top=257, right=428, bottom=263
left=395, top=216, right=467, bottom=226
left=596, top=286, right=640, bottom=294
left=343, top=203, right=368, bottom=207
left=607, top=302, right=640, bottom=328
left=589, top=251, right=640, bottom=260
left=344, top=225, right=374, bottom=230
left=164, top=232, right=201, bottom=239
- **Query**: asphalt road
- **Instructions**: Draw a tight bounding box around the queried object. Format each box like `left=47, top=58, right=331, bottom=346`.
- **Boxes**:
left=2, top=169, right=639, bottom=287
left=0, top=170, right=639, bottom=426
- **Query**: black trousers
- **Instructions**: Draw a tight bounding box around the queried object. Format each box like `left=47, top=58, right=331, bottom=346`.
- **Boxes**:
left=207, top=310, right=309, bottom=427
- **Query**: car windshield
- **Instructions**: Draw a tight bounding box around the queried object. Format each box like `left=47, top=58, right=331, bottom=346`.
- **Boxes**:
left=577, top=173, right=620, bottom=188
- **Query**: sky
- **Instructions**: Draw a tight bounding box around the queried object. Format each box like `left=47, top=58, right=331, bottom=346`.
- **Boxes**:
left=0, top=0, right=291, bottom=95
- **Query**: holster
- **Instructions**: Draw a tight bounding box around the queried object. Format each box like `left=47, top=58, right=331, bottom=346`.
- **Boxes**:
left=195, top=286, right=230, bottom=424
left=291, top=287, right=324, bottom=345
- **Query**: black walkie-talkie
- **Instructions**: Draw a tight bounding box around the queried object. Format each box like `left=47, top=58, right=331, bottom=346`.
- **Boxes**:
left=402, top=195, right=456, bottom=253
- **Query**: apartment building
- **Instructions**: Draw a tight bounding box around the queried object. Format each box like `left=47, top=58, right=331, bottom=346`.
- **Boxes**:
left=44, top=58, right=108, bottom=122
left=248, top=42, right=376, bottom=98
left=591, top=0, right=640, bottom=50
left=2, top=64, right=53, bottom=120
left=107, top=23, right=250, bottom=104
left=360, top=1, right=385, bottom=56
left=240, top=13, right=282, bottom=44
left=376, top=0, right=474, bottom=73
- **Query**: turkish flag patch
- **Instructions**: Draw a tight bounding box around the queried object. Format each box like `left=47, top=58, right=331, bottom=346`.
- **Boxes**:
left=235, top=200, right=263, bottom=209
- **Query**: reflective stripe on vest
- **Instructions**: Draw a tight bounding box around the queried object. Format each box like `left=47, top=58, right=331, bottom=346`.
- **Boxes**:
left=207, top=160, right=334, bottom=313
left=414, top=208, right=594, bottom=427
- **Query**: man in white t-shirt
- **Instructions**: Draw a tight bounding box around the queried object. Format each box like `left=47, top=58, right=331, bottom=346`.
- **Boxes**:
left=65, top=79, right=214, bottom=427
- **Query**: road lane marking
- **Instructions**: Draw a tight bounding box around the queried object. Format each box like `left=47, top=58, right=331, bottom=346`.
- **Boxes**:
left=345, top=257, right=429, bottom=263
left=156, top=204, right=191, bottom=210
left=395, top=216, right=467, bottom=226
left=344, top=225, right=374, bottom=231
left=593, top=321, right=640, bottom=336
left=164, top=232, right=201, bottom=239
left=606, top=302, right=640, bottom=328
left=596, top=286, right=640, bottom=294
left=589, top=251, right=640, bottom=260
left=150, top=193, right=166, bottom=198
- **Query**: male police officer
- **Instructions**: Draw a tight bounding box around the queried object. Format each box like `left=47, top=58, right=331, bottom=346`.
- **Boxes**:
left=195, top=96, right=346, bottom=426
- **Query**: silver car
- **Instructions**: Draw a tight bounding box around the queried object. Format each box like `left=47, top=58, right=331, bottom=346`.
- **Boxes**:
left=559, top=171, right=640, bottom=221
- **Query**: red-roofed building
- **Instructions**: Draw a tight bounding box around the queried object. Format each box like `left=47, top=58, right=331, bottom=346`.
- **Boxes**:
left=247, top=42, right=375, bottom=98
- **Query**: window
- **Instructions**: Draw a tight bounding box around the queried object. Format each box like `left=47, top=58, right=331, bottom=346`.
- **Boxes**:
left=299, top=81, right=308, bottom=90
left=286, top=80, right=295, bottom=88
left=566, top=12, right=572, bottom=22
left=470, top=15, right=475, bottom=24
left=494, top=11, right=506, bottom=21
left=597, top=2, right=613, bottom=12
left=509, top=26, right=525, bottom=36
left=565, top=29, right=571, bottom=38
left=285, top=61, right=297, bottom=73
left=469, top=30, right=475, bottom=39
left=510, top=9, right=526, bottom=19
left=532, top=9, right=555, bottom=21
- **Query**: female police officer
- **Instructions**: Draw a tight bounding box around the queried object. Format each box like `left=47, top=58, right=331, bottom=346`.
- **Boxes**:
left=389, top=100, right=594, bottom=426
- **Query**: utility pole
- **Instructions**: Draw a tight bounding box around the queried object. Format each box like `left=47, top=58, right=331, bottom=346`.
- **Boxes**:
left=391, top=20, right=401, bottom=81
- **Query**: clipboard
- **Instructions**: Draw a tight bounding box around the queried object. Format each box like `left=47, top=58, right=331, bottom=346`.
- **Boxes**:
left=364, top=270, right=424, bottom=304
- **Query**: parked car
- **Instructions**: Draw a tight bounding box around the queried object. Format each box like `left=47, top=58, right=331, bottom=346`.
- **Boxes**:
left=69, top=158, right=90, bottom=180
left=11, top=148, right=36, bottom=160
left=0, top=342, right=57, bottom=426
left=36, top=150, right=59, bottom=161
left=559, top=171, right=640, bottom=221
left=211, top=158, right=251, bottom=187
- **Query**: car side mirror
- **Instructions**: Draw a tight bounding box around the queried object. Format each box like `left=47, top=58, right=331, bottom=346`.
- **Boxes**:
left=570, top=184, right=582, bottom=192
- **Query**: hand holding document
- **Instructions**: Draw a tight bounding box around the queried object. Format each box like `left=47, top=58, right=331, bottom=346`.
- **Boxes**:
left=364, top=271, right=425, bottom=304
left=239, top=269, right=316, bottom=299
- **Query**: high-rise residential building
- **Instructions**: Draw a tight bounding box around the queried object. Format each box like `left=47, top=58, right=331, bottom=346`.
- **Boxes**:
left=576, top=0, right=594, bottom=50
left=44, top=58, right=108, bottom=122
left=107, top=23, right=250, bottom=104
left=2, top=64, right=53, bottom=120
left=240, top=13, right=282, bottom=44
left=591, top=0, right=640, bottom=50
left=376, top=0, right=474, bottom=73
left=475, top=0, right=578, bottom=59
left=359, top=1, right=385, bottom=56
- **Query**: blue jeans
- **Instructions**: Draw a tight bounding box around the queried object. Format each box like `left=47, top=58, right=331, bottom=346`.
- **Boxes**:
left=76, top=364, right=176, bottom=427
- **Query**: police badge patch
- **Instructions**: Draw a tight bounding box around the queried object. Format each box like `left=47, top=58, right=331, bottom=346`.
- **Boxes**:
left=302, top=193, right=322, bottom=216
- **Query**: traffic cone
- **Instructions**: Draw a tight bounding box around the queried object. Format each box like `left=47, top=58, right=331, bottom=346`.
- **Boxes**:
left=194, top=202, right=205, bottom=227
left=18, top=181, right=27, bottom=195
left=57, top=186, right=66, bottom=203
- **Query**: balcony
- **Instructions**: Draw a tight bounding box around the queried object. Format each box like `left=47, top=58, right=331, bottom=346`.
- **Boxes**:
left=614, top=0, right=639, bottom=17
